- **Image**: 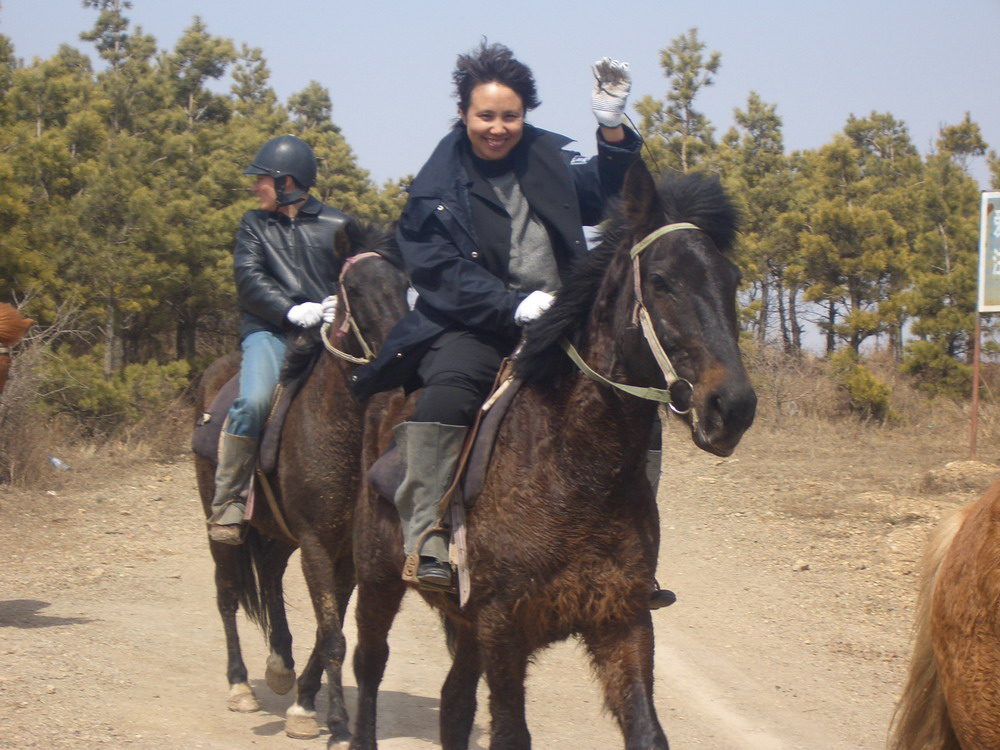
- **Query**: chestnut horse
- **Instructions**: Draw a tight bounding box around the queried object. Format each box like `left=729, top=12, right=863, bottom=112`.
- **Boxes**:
left=193, top=224, right=409, bottom=745
left=890, top=476, right=1000, bottom=750
left=349, top=161, right=757, bottom=749
left=0, top=303, right=34, bottom=396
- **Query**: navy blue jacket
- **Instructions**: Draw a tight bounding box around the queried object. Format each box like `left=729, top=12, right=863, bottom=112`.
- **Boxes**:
left=349, top=124, right=641, bottom=400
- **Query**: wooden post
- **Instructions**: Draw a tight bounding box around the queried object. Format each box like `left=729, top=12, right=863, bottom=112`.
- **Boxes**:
left=971, top=313, right=981, bottom=460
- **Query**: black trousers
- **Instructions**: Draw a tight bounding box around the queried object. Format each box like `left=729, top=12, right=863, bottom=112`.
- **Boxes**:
left=408, top=328, right=663, bottom=449
left=409, top=329, right=516, bottom=426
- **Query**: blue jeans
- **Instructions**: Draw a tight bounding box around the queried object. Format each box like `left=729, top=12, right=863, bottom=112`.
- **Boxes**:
left=226, top=330, right=287, bottom=438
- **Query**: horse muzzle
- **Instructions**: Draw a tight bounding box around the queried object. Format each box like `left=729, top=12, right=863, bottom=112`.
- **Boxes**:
left=690, top=380, right=757, bottom=457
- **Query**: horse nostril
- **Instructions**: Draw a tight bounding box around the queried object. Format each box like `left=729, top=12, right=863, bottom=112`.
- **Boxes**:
left=711, top=389, right=757, bottom=431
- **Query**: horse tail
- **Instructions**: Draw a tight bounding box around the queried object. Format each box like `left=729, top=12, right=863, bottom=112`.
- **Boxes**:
left=888, top=505, right=971, bottom=750
left=441, top=611, right=458, bottom=660
left=234, top=526, right=275, bottom=636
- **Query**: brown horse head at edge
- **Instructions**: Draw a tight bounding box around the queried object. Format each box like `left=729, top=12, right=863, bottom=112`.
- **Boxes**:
left=0, top=303, right=34, bottom=396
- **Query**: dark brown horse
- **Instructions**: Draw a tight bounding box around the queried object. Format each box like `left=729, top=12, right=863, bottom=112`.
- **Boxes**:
left=349, top=161, right=757, bottom=749
left=890, top=476, right=1000, bottom=750
left=0, top=303, right=34, bottom=396
left=194, top=224, right=409, bottom=745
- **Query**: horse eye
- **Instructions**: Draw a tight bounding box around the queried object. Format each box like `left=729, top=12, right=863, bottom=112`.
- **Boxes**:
left=650, top=273, right=672, bottom=294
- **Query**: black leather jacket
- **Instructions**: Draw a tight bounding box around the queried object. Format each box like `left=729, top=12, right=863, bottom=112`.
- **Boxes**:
left=232, top=195, right=358, bottom=338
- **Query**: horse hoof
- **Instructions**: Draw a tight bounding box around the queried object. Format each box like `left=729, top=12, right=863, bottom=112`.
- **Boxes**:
left=226, top=683, right=260, bottom=713
left=285, top=705, right=321, bottom=740
left=265, top=652, right=296, bottom=695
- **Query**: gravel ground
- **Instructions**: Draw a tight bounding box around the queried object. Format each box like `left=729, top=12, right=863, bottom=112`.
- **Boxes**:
left=0, top=414, right=996, bottom=749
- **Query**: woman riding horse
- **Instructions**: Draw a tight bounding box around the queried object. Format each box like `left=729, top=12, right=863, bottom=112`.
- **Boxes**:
left=350, top=41, right=671, bottom=606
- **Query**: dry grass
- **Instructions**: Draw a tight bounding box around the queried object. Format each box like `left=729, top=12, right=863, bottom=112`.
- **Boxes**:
left=0, top=347, right=194, bottom=488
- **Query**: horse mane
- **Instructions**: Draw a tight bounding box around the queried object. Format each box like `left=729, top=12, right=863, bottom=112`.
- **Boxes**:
left=282, top=221, right=399, bottom=384
left=357, top=221, right=403, bottom=269
left=888, top=502, right=970, bottom=750
left=514, top=171, right=739, bottom=385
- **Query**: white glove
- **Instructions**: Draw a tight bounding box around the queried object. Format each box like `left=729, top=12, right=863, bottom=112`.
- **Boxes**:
left=320, top=295, right=338, bottom=324
left=287, top=302, right=324, bottom=328
left=591, top=57, right=631, bottom=128
left=514, top=290, right=555, bottom=325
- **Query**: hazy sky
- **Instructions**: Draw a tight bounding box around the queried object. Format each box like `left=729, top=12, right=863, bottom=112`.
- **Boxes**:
left=2, top=0, right=998, bottom=187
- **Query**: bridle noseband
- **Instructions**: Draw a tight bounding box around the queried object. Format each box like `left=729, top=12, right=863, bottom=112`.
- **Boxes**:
left=561, top=222, right=701, bottom=424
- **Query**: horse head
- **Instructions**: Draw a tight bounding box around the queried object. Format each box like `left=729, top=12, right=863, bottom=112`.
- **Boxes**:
left=331, top=222, right=409, bottom=356
left=623, top=161, right=756, bottom=456
left=283, top=223, right=408, bottom=382
left=0, top=303, right=34, bottom=397
left=0, top=303, right=34, bottom=347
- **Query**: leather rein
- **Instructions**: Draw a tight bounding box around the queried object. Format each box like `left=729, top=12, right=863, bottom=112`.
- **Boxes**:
left=560, top=222, right=699, bottom=423
left=320, top=251, right=383, bottom=364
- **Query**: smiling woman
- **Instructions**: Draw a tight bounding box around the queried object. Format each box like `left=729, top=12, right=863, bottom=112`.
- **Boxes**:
left=460, top=82, right=526, bottom=161
left=349, top=39, right=648, bottom=593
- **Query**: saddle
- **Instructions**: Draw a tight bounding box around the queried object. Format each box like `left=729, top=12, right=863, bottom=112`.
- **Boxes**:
left=368, top=361, right=522, bottom=510
left=190, top=375, right=297, bottom=474
left=367, top=357, right=523, bottom=605
left=191, top=374, right=304, bottom=542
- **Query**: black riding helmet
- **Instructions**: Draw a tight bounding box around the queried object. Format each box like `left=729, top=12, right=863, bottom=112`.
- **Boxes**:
left=244, top=135, right=317, bottom=206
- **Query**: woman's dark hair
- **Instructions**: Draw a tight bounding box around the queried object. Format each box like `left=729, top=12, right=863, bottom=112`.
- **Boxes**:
left=453, top=40, right=540, bottom=114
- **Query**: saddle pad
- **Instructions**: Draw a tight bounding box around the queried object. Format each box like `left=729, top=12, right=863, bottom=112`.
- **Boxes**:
left=190, top=376, right=295, bottom=474
left=191, top=375, right=239, bottom=462
left=367, top=376, right=525, bottom=507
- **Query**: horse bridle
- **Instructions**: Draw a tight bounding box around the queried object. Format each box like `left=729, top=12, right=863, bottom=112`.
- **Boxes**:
left=320, top=251, right=383, bottom=365
left=322, top=227, right=701, bottom=422
left=561, top=222, right=700, bottom=423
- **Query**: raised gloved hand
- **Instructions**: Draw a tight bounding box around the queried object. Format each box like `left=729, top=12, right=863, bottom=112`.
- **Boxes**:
left=287, top=302, right=324, bottom=328
left=514, top=290, right=555, bottom=325
left=320, top=295, right=338, bottom=324
left=591, top=57, right=631, bottom=128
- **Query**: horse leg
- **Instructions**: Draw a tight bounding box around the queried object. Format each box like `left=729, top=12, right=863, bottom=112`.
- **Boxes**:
left=210, top=543, right=260, bottom=713
left=582, top=613, right=669, bottom=750
left=480, top=622, right=532, bottom=750
left=285, top=535, right=352, bottom=746
left=349, top=566, right=406, bottom=750
left=261, top=541, right=297, bottom=695
left=440, top=619, right=482, bottom=750
left=324, top=551, right=357, bottom=746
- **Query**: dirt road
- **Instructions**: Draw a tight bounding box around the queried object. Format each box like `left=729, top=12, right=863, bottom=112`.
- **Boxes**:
left=0, top=417, right=992, bottom=749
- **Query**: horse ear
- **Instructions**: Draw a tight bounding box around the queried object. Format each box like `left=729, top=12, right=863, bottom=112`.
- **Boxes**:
left=333, top=223, right=352, bottom=263
left=621, top=160, right=663, bottom=236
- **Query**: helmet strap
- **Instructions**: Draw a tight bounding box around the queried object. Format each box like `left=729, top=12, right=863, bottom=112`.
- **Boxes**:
left=275, top=175, right=307, bottom=207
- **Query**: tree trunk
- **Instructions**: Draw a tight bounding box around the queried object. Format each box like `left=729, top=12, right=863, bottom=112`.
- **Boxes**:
left=103, top=300, right=123, bottom=381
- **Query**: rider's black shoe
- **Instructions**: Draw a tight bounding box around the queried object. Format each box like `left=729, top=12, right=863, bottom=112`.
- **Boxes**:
left=649, top=583, right=677, bottom=610
left=416, top=557, right=455, bottom=592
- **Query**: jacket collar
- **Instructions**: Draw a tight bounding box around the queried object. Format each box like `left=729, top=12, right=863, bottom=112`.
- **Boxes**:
left=408, top=124, right=574, bottom=201
left=261, top=194, right=322, bottom=223
left=295, top=194, right=323, bottom=216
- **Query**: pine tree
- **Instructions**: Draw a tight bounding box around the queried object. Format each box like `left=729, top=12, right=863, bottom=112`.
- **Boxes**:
left=715, top=92, right=799, bottom=348
left=901, top=121, right=984, bottom=396
left=635, top=28, right=720, bottom=174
